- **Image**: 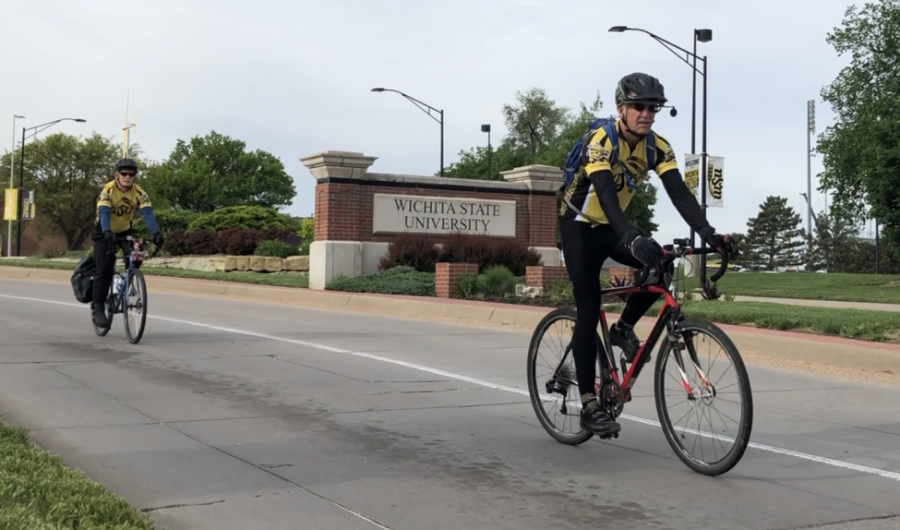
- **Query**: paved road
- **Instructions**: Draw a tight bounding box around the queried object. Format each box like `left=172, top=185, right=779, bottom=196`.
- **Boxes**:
left=1, top=278, right=899, bottom=530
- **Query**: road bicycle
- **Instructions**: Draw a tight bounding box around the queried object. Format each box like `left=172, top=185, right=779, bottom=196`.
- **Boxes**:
left=527, top=238, right=753, bottom=476
left=92, top=234, right=159, bottom=344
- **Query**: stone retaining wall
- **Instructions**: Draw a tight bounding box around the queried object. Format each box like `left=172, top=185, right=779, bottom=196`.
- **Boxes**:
left=145, top=255, right=309, bottom=273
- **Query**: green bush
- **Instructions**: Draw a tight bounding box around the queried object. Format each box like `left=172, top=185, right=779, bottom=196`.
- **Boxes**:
left=132, top=208, right=200, bottom=236
left=299, top=217, right=314, bottom=243
left=186, top=206, right=302, bottom=233
left=254, top=239, right=301, bottom=258
left=326, top=266, right=434, bottom=296
left=455, top=265, right=519, bottom=300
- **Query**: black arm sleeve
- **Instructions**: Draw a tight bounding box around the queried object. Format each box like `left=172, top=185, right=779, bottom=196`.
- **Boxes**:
left=659, top=169, right=714, bottom=236
left=588, top=169, right=639, bottom=240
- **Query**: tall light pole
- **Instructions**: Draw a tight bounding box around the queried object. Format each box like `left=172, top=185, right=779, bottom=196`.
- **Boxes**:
left=16, top=117, right=87, bottom=256
left=608, top=26, right=714, bottom=286
left=807, top=100, right=815, bottom=244
left=7, top=114, right=25, bottom=257
left=371, top=87, right=444, bottom=177
left=481, top=124, right=491, bottom=179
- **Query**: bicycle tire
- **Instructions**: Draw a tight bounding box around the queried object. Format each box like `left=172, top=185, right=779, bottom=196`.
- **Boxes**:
left=123, top=269, right=148, bottom=344
left=653, top=318, right=753, bottom=476
left=527, top=307, right=596, bottom=446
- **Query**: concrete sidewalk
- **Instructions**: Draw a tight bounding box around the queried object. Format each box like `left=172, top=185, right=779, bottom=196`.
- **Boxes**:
left=3, top=265, right=900, bottom=382
left=729, top=295, right=900, bottom=313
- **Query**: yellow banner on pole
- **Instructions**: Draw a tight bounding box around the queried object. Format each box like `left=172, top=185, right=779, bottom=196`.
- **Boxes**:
left=3, top=189, right=17, bottom=221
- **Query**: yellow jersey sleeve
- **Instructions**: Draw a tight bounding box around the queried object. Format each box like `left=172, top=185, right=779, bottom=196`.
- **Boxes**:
left=652, top=133, right=679, bottom=176
left=134, top=184, right=152, bottom=209
left=582, top=129, right=615, bottom=176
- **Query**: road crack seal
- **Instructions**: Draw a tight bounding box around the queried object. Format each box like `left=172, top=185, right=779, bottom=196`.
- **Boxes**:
left=142, top=499, right=226, bottom=513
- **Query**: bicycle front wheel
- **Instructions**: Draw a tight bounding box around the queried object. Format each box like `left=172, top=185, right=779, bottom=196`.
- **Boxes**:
left=654, top=318, right=753, bottom=476
left=123, top=269, right=148, bottom=344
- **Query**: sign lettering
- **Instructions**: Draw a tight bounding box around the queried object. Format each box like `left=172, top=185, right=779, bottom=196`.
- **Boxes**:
left=372, top=193, right=516, bottom=237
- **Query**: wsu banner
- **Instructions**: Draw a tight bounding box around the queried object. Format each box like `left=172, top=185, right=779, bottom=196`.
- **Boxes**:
left=683, top=154, right=724, bottom=208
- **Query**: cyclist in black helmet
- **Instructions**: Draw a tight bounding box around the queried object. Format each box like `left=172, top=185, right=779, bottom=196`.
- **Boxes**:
left=558, top=72, right=737, bottom=435
left=90, top=158, right=164, bottom=328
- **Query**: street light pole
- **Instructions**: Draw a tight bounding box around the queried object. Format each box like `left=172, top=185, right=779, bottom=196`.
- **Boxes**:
left=608, top=26, right=713, bottom=286
left=371, top=87, right=444, bottom=177
left=16, top=117, right=87, bottom=256
left=7, top=114, right=24, bottom=258
left=481, top=124, right=491, bottom=179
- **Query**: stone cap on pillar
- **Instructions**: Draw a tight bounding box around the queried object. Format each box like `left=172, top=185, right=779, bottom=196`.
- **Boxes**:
left=300, top=151, right=378, bottom=179
left=500, top=164, right=564, bottom=192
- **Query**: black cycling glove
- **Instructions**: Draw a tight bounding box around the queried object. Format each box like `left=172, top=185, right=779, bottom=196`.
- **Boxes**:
left=623, top=230, right=665, bottom=267
left=698, top=227, right=738, bottom=258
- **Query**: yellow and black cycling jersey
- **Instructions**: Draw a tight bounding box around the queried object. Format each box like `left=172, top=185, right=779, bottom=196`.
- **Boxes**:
left=95, top=180, right=154, bottom=234
left=559, top=118, right=679, bottom=224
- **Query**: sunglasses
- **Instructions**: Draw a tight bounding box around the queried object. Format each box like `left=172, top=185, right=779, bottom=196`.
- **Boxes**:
left=118, top=171, right=136, bottom=177
left=629, top=102, right=662, bottom=113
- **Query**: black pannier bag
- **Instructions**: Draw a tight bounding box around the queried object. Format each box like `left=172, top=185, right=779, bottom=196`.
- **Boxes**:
left=71, top=256, right=97, bottom=304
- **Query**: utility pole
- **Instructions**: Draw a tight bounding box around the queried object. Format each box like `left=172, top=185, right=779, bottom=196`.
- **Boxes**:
left=806, top=100, right=815, bottom=254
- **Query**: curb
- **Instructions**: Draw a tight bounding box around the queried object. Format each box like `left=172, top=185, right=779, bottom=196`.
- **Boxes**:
left=3, top=265, right=899, bottom=378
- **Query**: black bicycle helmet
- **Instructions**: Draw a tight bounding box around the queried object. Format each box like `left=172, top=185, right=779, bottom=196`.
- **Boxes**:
left=115, top=158, right=138, bottom=172
left=615, top=73, right=667, bottom=105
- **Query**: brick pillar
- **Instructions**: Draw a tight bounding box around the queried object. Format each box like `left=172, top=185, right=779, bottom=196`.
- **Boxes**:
left=525, top=265, right=569, bottom=289
left=300, top=151, right=378, bottom=290
left=501, top=164, right=563, bottom=266
left=435, top=262, right=479, bottom=298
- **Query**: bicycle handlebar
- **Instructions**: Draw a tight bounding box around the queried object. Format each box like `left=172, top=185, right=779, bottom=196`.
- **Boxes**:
left=634, top=237, right=734, bottom=288
left=112, top=234, right=162, bottom=259
left=663, top=237, right=733, bottom=283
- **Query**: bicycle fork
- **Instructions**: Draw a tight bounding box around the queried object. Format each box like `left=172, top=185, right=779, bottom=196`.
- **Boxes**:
left=668, top=327, right=714, bottom=402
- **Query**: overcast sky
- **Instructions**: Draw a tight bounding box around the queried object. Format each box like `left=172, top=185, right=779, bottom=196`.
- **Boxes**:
left=1, top=0, right=874, bottom=246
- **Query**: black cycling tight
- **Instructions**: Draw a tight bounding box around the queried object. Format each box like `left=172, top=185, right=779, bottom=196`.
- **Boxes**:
left=559, top=219, right=661, bottom=397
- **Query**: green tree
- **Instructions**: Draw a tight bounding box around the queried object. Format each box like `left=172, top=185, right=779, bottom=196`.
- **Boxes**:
left=145, top=130, right=296, bottom=214
left=442, top=88, right=660, bottom=234
left=0, top=132, right=126, bottom=250
left=742, top=196, right=805, bottom=271
left=817, top=0, right=900, bottom=253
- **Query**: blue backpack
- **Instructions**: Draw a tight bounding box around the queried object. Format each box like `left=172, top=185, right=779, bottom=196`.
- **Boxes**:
left=561, top=117, right=656, bottom=192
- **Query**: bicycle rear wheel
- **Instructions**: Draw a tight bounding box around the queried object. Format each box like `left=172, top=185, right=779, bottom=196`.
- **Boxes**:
left=654, top=318, right=753, bottom=476
left=123, top=269, right=148, bottom=344
left=527, top=307, right=598, bottom=446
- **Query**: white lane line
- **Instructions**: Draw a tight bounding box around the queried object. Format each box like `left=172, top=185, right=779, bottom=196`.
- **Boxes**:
left=3, top=292, right=900, bottom=483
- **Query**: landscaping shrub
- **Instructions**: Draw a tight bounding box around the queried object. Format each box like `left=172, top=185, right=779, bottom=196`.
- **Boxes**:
left=162, top=229, right=189, bottom=255
left=377, top=232, right=543, bottom=275
left=299, top=217, right=314, bottom=242
left=378, top=233, right=441, bottom=272
left=326, top=266, right=435, bottom=296
left=187, top=205, right=302, bottom=233
left=255, top=239, right=301, bottom=258
left=183, top=229, right=218, bottom=255
left=161, top=226, right=299, bottom=256
left=455, top=265, right=519, bottom=301
left=438, top=232, right=542, bottom=275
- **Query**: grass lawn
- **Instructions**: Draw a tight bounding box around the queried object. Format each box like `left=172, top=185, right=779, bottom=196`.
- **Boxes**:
left=679, top=270, right=900, bottom=305
left=601, top=298, right=900, bottom=343
left=0, top=418, right=156, bottom=530
left=0, top=258, right=309, bottom=289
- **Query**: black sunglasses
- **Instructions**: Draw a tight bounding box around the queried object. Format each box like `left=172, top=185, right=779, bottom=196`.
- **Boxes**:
left=118, top=171, right=136, bottom=177
left=629, top=102, right=662, bottom=113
